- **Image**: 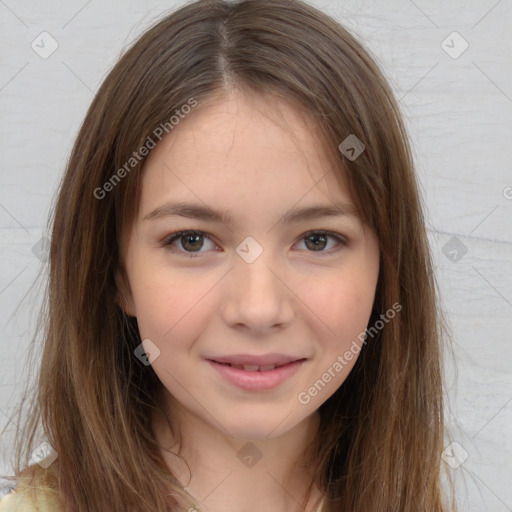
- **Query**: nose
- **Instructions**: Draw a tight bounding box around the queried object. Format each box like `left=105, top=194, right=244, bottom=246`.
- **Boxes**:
left=220, top=249, right=295, bottom=334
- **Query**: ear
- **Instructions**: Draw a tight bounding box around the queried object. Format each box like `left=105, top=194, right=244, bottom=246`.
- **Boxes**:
left=115, top=268, right=136, bottom=317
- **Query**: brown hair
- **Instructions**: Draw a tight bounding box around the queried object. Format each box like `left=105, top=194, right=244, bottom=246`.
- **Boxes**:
left=2, top=0, right=456, bottom=510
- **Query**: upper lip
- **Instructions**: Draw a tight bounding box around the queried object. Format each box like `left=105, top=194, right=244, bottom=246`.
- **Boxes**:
left=207, top=354, right=306, bottom=366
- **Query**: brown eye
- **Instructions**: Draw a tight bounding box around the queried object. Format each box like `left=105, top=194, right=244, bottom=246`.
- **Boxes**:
left=297, top=231, right=346, bottom=253
left=162, top=230, right=217, bottom=257
left=180, top=232, right=204, bottom=252
left=304, top=233, right=328, bottom=251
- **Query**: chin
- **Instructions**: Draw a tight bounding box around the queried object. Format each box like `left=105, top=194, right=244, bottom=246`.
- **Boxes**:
left=227, top=424, right=288, bottom=441
left=216, top=412, right=303, bottom=441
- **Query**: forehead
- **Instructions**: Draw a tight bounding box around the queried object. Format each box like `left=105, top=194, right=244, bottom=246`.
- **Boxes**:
left=138, top=89, right=354, bottom=225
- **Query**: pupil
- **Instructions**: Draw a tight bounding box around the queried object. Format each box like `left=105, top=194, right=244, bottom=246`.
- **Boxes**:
left=183, top=232, right=202, bottom=251
left=306, top=234, right=326, bottom=251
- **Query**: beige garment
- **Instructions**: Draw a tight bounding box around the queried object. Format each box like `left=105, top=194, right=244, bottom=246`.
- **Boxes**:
left=0, top=488, right=327, bottom=511
left=0, top=486, right=61, bottom=511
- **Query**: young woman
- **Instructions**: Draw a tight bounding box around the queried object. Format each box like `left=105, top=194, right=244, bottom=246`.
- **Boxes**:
left=0, top=0, right=455, bottom=510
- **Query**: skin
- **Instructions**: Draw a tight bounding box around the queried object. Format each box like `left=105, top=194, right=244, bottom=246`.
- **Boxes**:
left=117, top=88, right=380, bottom=512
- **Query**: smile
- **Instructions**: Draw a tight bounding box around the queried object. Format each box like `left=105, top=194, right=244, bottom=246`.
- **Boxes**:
left=214, top=362, right=287, bottom=371
left=206, top=359, right=306, bottom=391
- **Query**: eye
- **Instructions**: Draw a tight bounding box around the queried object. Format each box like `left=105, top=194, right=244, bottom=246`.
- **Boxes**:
left=161, top=229, right=346, bottom=258
left=161, top=230, right=219, bottom=258
left=295, top=231, right=347, bottom=254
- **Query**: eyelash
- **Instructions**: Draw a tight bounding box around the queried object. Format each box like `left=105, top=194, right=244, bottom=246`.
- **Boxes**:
left=161, top=230, right=347, bottom=258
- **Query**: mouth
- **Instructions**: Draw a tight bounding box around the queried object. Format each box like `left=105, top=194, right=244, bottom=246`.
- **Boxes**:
left=205, top=357, right=307, bottom=391
left=209, top=360, right=303, bottom=372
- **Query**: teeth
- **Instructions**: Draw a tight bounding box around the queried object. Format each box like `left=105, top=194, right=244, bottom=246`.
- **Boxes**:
left=242, top=364, right=260, bottom=372
left=229, top=363, right=278, bottom=371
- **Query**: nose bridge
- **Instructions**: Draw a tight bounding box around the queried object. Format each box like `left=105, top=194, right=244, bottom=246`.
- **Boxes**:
left=221, top=237, right=294, bottom=330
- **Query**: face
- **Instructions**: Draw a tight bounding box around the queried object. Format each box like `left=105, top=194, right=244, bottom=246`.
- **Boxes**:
left=118, top=89, right=380, bottom=440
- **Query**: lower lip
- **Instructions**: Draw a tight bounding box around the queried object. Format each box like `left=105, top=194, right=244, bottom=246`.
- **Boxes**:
left=206, top=359, right=306, bottom=391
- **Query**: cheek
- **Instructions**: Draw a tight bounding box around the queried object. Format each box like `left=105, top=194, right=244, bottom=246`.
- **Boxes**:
left=311, top=265, right=378, bottom=352
left=130, top=266, right=217, bottom=348
left=295, top=269, right=378, bottom=407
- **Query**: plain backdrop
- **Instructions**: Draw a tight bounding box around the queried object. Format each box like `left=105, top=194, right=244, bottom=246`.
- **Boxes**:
left=1, top=0, right=511, bottom=510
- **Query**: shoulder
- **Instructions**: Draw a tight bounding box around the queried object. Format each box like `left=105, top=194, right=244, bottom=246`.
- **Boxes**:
left=0, top=483, right=62, bottom=512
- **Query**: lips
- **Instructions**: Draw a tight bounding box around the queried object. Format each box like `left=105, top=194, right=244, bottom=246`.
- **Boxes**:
left=207, top=358, right=306, bottom=391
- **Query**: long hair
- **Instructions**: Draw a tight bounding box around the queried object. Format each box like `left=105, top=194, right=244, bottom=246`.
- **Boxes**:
left=2, top=0, right=455, bottom=510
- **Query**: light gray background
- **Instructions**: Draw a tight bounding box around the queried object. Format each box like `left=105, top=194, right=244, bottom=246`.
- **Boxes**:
left=1, top=0, right=511, bottom=510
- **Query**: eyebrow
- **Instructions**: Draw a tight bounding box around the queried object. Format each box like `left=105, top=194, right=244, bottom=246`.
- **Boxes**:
left=143, top=200, right=360, bottom=227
